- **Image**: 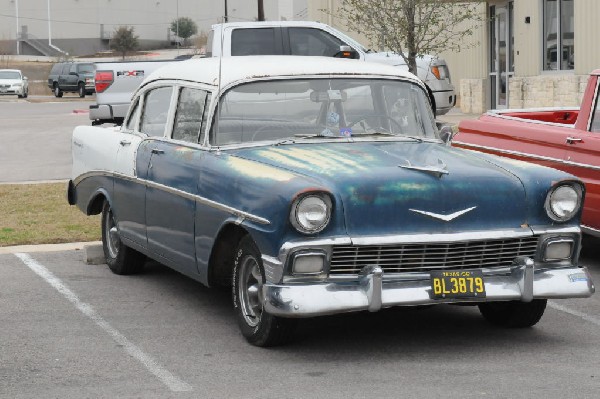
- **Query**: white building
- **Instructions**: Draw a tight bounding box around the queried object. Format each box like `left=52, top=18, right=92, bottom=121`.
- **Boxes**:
left=0, top=0, right=308, bottom=56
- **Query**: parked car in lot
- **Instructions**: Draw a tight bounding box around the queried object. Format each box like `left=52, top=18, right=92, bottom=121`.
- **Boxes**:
left=47, top=62, right=95, bottom=98
left=455, top=70, right=600, bottom=237
left=0, top=69, right=28, bottom=98
left=68, top=57, right=594, bottom=346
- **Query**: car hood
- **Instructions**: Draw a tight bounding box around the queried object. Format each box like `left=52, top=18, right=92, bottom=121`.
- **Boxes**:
left=231, top=141, right=532, bottom=236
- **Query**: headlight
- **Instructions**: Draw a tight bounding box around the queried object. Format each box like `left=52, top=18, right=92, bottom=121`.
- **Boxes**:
left=545, top=183, right=583, bottom=222
left=290, top=194, right=332, bottom=234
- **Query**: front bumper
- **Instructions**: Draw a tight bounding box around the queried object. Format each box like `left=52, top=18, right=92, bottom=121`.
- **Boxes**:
left=263, top=258, right=595, bottom=318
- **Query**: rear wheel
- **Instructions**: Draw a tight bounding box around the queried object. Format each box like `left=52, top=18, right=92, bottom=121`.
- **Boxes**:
left=101, top=201, right=145, bottom=275
left=78, top=82, right=85, bottom=98
left=478, top=299, right=547, bottom=327
left=53, top=84, right=63, bottom=98
left=232, top=235, right=297, bottom=347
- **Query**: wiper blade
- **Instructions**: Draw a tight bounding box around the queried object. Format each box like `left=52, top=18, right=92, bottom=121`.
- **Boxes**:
left=294, top=133, right=346, bottom=139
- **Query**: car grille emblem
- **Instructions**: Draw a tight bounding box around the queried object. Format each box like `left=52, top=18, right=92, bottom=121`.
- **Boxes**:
left=409, top=206, right=476, bottom=221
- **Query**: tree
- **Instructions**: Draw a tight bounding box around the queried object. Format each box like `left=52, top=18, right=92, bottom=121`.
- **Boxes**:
left=171, top=17, right=198, bottom=47
left=336, top=0, right=485, bottom=75
left=110, top=26, right=139, bottom=60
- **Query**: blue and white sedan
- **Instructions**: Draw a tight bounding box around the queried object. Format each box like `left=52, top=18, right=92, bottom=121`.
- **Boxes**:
left=68, top=56, right=594, bottom=346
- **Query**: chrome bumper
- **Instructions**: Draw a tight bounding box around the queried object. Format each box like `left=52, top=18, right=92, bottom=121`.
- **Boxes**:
left=263, top=259, right=595, bottom=318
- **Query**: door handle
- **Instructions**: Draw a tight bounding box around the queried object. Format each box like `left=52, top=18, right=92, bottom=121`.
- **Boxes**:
left=151, top=148, right=164, bottom=154
left=566, top=137, right=582, bottom=144
left=119, top=140, right=131, bottom=146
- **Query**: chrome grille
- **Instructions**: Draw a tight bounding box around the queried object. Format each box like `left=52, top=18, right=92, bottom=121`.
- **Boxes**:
left=330, top=236, right=539, bottom=275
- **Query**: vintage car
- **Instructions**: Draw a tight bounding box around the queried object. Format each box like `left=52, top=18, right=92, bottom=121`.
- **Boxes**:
left=68, top=57, right=594, bottom=346
left=0, top=69, right=28, bottom=98
left=455, top=70, right=600, bottom=237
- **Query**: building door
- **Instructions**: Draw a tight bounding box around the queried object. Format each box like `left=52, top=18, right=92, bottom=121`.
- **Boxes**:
left=489, top=2, right=514, bottom=109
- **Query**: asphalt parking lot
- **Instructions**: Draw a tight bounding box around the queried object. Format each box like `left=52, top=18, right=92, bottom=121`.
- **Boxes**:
left=1, top=245, right=599, bottom=398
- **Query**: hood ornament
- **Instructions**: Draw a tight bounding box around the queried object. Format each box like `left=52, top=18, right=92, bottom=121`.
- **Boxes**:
left=399, top=159, right=448, bottom=178
left=409, top=206, right=476, bottom=222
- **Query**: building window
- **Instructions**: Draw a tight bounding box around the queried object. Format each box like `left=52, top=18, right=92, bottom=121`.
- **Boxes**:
left=543, top=0, right=574, bottom=71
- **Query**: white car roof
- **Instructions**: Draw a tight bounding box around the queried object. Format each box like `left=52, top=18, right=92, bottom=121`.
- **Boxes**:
left=143, top=56, right=420, bottom=90
left=212, top=21, right=330, bottom=29
left=0, top=69, right=22, bottom=73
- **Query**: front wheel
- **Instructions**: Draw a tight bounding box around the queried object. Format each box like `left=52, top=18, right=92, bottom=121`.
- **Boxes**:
left=232, top=235, right=297, bottom=346
left=53, top=84, right=63, bottom=98
left=78, top=82, right=85, bottom=98
left=478, top=299, right=547, bottom=327
left=101, top=201, right=145, bottom=275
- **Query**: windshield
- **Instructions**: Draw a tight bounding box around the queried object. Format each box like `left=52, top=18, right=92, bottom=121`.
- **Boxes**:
left=0, top=71, right=21, bottom=80
left=213, top=78, right=437, bottom=146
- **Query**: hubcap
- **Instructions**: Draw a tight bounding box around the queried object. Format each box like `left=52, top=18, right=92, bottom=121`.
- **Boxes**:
left=238, top=256, right=264, bottom=327
left=105, top=208, right=120, bottom=259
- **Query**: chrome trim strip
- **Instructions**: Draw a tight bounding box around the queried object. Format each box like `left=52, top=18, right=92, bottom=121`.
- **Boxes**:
left=582, top=225, right=600, bottom=238
left=349, top=228, right=536, bottom=246
left=73, top=171, right=271, bottom=225
left=529, top=225, right=580, bottom=235
left=454, top=141, right=600, bottom=172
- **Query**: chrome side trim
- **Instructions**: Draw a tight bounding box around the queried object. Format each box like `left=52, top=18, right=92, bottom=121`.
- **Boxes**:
left=454, top=140, right=600, bottom=172
left=262, top=255, right=284, bottom=284
left=582, top=225, right=600, bottom=238
left=73, top=171, right=271, bottom=225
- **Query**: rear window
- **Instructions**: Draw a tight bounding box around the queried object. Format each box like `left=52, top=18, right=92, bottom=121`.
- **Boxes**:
left=77, top=64, right=95, bottom=74
left=231, top=28, right=278, bottom=56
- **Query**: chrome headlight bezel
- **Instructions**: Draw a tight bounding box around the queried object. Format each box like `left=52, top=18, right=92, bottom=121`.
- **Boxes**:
left=545, top=183, right=583, bottom=222
left=289, top=193, right=332, bottom=234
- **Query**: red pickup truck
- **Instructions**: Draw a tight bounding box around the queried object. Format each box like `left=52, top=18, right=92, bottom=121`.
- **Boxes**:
left=454, top=70, right=600, bottom=236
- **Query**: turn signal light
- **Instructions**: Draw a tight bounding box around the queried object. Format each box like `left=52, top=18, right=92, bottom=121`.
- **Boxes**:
left=95, top=70, right=114, bottom=93
left=431, top=66, right=441, bottom=80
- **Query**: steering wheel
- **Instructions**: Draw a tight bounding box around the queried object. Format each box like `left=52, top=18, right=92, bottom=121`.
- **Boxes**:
left=347, top=114, right=404, bottom=133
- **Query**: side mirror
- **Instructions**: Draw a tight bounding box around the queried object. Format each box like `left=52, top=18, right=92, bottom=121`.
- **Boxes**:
left=334, top=45, right=359, bottom=59
left=437, top=122, right=455, bottom=144
left=23, top=76, right=28, bottom=80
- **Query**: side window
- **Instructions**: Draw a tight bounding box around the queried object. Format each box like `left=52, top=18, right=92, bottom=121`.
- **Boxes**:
left=289, top=28, right=346, bottom=57
left=231, top=28, right=277, bottom=55
left=172, top=87, right=209, bottom=143
left=139, top=87, right=173, bottom=137
left=61, top=64, right=71, bottom=75
left=125, top=99, right=140, bottom=131
left=69, top=64, right=78, bottom=74
left=591, top=82, right=600, bottom=132
left=51, top=64, right=62, bottom=74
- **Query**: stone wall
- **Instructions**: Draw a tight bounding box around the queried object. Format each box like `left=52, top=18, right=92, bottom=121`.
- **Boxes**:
left=460, top=79, right=487, bottom=114
left=459, top=74, right=588, bottom=112
left=508, top=75, right=587, bottom=109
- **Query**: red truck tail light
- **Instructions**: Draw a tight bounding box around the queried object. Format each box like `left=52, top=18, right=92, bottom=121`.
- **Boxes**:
left=95, top=70, right=114, bottom=93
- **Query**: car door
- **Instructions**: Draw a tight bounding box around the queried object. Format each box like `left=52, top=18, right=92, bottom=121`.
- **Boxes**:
left=137, top=85, right=202, bottom=274
left=285, top=27, right=354, bottom=57
left=112, top=98, right=147, bottom=247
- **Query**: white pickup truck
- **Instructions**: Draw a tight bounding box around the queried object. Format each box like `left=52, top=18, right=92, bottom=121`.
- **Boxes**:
left=208, top=21, right=456, bottom=115
left=89, top=21, right=456, bottom=124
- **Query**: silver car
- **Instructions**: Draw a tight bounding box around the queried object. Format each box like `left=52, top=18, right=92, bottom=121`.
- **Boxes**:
left=0, top=69, right=29, bottom=98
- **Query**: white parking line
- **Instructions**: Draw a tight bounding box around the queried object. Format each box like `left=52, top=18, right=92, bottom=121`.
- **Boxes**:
left=548, top=301, right=600, bottom=327
left=14, top=253, right=193, bottom=393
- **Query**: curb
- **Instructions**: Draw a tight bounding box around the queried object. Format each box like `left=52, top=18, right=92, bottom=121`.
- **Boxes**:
left=0, top=241, right=106, bottom=265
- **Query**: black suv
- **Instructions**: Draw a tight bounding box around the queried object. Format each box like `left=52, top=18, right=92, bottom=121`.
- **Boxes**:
left=47, top=62, right=95, bottom=97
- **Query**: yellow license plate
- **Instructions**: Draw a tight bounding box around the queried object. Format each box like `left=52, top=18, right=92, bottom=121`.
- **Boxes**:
left=430, top=270, right=486, bottom=299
